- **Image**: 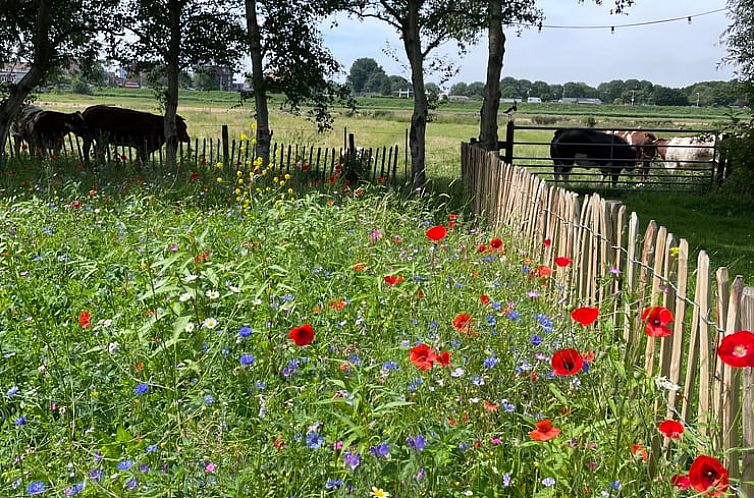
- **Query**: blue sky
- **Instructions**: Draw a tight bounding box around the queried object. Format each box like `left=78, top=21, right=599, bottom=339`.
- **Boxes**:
left=321, top=0, right=735, bottom=89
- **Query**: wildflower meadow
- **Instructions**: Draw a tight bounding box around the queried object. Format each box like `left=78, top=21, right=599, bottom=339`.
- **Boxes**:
left=0, top=151, right=746, bottom=497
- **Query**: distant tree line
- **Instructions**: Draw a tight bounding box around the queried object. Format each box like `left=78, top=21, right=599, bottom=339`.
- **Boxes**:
left=449, top=77, right=747, bottom=107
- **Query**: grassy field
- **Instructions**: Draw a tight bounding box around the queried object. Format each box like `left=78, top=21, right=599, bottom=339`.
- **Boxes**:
left=0, top=155, right=735, bottom=497
left=18, top=89, right=754, bottom=282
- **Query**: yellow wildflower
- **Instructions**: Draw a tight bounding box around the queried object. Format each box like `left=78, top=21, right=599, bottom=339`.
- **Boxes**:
left=371, top=488, right=390, bottom=498
left=240, top=133, right=249, bottom=141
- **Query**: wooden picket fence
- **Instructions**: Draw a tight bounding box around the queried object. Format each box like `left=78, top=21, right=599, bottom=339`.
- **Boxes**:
left=1, top=127, right=405, bottom=185
left=461, top=142, right=754, bottom=495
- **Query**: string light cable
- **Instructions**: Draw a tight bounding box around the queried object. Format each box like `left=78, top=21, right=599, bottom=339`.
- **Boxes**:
left=513, top=7, right=729, bottom=32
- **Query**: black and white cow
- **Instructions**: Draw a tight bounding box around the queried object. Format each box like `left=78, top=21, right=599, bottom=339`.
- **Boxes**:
left=12, top=105, right=87, bottom=156
left=550, top=128, right=636, bottom=187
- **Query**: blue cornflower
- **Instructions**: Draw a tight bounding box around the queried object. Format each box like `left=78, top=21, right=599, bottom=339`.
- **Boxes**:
left=406, top=435, right=426, bottom=451
left=239, top=354, right=255, bottom=366
left=507, top=310, right=520, bottom=320
left=89, top=469, right=104, bottom=481
left=139, top=464, right=149, bottom=473
left=522, top=264, right=530, bottom=274
left=134, top=383, right=150, bottom=395
left=7, top=385, right=19, bottom=398
left=429, top=320, right=438, bottom=330
left=14, top=416, right=26, bottom=426
left=486, top=315, right=497, bottom=327
left=542, top=477, right=556, bottom=487
left=343, top=451, right=360, bottom=470
left=530, top=334, right=543, bottom=346
left=502, top=473, right=511, bottom=487
left=282, top=359, right=299, bottom=377
left=484, top=355, right=499, bottom=369
left=204, top=395, right=215, bottom=405
left=612, top=480, right=622, bottom=490
left=482, top=255, right=495, bottom=263
left=306, top=432, right=324, bottom=449
left=64, top=482, right=84, bottom=496
left=116, top=460, right=134, bottom=471
left=536, top=313, right=554, bottom=333
left=408, top=378, right=424, bottom=392
left=146, top=445, right=158, bottom=454
left=458, top=442, right=470, bottom=452
left=126, top=478, right=138, bottom=490
left=348, top=355, right=362, bottom=366
left=238, top=326, right=252, bottom=338
left=325, top=479, right=343, bottom=490
left=26, top=481, right=45, bottom=495
left=501, top=400, right=516, bottom=413
left=450, top=339, right=461, bottom=348
left=471, top=375, right=485, bottom=386
left=382, top=361, right=399, bottom=372
left=369, top=442, right=390, bottom=458
left=491, top=300, right=502, bottom=311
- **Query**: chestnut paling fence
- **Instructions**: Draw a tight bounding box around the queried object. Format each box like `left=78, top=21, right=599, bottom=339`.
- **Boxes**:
left=461, top=142, right=754, bottom=495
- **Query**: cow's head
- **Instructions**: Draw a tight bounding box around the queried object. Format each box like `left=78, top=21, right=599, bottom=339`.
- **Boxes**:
left=176, top=115, right=190, bottom=142
left=65, top=112, right=89, bottom=138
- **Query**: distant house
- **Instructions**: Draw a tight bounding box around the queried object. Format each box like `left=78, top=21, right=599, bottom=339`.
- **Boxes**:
left=0, top=63, right=30, bottom=85
left=560, top=97, right=603, bottom=105
left=527, top=97, right=542, bottom=104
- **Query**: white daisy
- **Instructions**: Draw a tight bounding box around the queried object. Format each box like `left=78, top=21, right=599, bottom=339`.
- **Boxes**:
left=203, top=317, right=218, bottom=329
left=184, top=322, right=195, bottom=333
left=179, top=292, right=192, bottom=302
left=206, top=290, right=220, bottom=300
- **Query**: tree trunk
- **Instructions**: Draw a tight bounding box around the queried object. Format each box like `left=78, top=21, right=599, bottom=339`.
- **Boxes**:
left=163, top=0, right=181, bottom=170
left=479, top=0, right=505, bottom=151
left=0, top=0, right=51, bottom=166
left=403, top=0, right=427, bottom=192
left=245, top=0, right=272, bottom=166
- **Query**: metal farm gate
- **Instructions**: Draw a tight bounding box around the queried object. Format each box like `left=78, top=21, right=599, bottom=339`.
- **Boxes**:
left=496, top=122, right=727, bottom=191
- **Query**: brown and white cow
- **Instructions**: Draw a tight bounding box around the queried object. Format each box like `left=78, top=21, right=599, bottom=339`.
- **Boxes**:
left=605, top=130, right=657, bottom=181
left=654, top=136, right=716, bottom=169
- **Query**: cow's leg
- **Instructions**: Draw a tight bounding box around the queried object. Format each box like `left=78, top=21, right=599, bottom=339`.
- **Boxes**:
left=553, top=161, right=573, bottom=185
left=82, top=138, right=92, bottom=164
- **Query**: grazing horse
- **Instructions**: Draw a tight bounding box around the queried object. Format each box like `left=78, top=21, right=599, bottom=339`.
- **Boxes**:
left=550, top=128, right=636, bottom=187
left=81, top=105, right=190, bottom=163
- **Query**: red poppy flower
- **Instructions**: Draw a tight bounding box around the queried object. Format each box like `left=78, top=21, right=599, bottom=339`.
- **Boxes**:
left=436, top=351, right=451, bottom=367
left=671, top=474, right=690, bottom=490
left=479, top=294, right=490, bottom=306
left=79, top=310, right=91, bottom=329
left=551, top=348, right=584, bottom=376
left=483, top=400, right=499, bottom=412
left=554, top=256, right=572, bottom=267
left=384, top=275, right=404, bottom=286
left=449, top=214, right=457, bottom=221
left=477, top=243, right=486, bottom=253
left=452, top=313, right=473, bottom=332
left=641, top=306, right=674, bottom=337
left=571, top=307, right=599, bottom=326
left=353, top=263, right=366, bottom=271
left=426, top=225, right=447, bottom=241
left=688, top=455, right=729, bottom=496
left=301, top=162, right=310, bottom=172
left=631, top=443, right=648, bottom=462
left=535, top=265, right=552, bottom=278
left=409, top=344, right=436, bottom=371
left=543, top=238, right=551, bottom=248
left=658, top=419, right=684, bottom=439
left=288, top=323, right=314, bottom=346
left=717, top=330, right=754, bottom=368
left=490, top=238, right=503, bottom=250
left=529, top=419, right=560, bottom=441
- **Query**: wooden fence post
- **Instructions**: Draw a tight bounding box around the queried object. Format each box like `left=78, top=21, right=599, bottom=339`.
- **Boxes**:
left=504, top=120, right=514, bottom=165
left=740, top=287, right=754, bottom=498
left=221, top=125, right=229, bottom=172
